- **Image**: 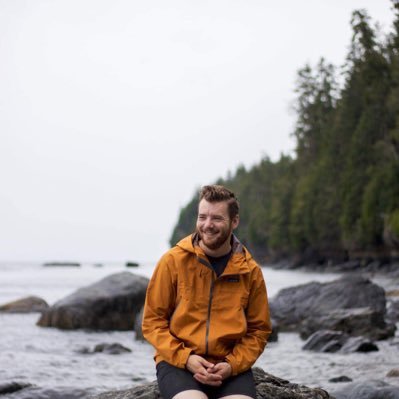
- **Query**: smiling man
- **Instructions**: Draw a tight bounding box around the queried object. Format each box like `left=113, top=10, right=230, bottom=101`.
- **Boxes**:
left=142, top=185, right=272, bottom=399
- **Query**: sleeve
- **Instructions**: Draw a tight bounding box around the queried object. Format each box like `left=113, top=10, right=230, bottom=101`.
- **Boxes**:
left=141, top=253, right=192, bottom=368
left=225, top=266, right=272, bottom=375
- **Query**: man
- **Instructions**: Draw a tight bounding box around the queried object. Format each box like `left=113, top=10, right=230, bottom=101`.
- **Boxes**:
left=142, top=185, right=272, bottom=399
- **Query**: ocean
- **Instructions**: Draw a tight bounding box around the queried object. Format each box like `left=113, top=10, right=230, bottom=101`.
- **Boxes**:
left=0, top=262, right=398, bottom=397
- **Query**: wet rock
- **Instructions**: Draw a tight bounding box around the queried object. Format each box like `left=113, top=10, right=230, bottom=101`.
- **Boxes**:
left=386, top=299, right=399, bottom=324
left=0, top=296, right=49, bottom=313
left=270, top=275, right=395, bottom=339
left=302, top=330, right=378, bottom=353
left=300, top=307, right=395, bottom=340
left=0, top=381, right=32, bottom=395
left=329, top=376, right=352, bottom=383
left=76, top=343, right=132, bottom=355
left=387, top=369, right=399, bottom=377
left=332, top=379, right=399, bottom=399
left=5, top=386, right=95, bottom=398
left=94, top=343, right=132, bottom=354
left=37, top=272, right=149, bottom=331
left=134, top=307, right=144, bottom=341
left=90, top=367, right=334, bottom=399
left=269, top=318, right=279, bottom=342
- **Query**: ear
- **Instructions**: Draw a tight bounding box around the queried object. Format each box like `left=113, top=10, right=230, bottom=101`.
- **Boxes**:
left=231, top=215, right=239, bottom=230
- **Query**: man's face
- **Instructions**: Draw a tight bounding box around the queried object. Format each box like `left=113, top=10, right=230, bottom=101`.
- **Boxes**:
left=196, top=199, right=239, bottom=251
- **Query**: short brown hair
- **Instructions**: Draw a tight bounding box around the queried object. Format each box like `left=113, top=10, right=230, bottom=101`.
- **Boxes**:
left=199, top=185, right=239, bottom=219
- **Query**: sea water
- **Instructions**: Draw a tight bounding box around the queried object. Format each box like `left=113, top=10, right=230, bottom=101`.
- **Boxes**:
left=0, top=262, right=398, bottom=396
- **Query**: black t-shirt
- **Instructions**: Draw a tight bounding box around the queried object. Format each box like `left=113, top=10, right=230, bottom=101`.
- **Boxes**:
left=207, top=251, right=232, bottom=277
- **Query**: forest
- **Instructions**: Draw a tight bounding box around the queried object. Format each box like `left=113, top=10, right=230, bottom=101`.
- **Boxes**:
left=170, top=3, right=399, bottom=265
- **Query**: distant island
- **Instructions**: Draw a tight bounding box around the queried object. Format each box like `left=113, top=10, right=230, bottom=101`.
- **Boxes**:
left=125, top=261, right=139, bottom=268
left=43, top=262, right=81, bottom=267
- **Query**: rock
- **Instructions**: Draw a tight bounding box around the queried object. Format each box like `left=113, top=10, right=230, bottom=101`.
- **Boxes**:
left=76, top=343, right=132, bottom=355
left=269, top=318, right=279, bottom=342
left=37, top=272, right=149, bottom=330
left=302, top=330, right=378, bottom=353
left=0, top=381, right=32, bottom=395
left=387, top=369, right=399, bottom=377
left=0, top=296, right=49, bottom=313
left=332, top=379, right=399, bottom=399
left=4, top=386, right=95, bottom=398
left=134, top=307, right=144, bottom=341
left=93, top=343, right=132, bottom=354
left=340, top=336, right=378, bottom=353
left=329, top=376, right=352, bottom=383
left=300, top=307, right=395, bottom=340
left=90, top=367, right=334, bottom=399
left=387, top=299, right=399, bottom=323
left=269, top=275, right=395, bottom=339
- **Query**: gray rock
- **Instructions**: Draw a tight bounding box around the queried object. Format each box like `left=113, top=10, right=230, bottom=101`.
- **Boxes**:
left=93, top=343, right=132, bottom=354
left=134, top=306, right=144, bottom=341
left=386, top=298, right=399, bottom=324
left=332, top=380, right=399, bottom=399
left=90, top=367, right=334, bottom=399
left=270, top=275, right=395, bottom=339
left=300, top=307, right=395, bottom=340
left=0, top=296, right=49, bottom=313
left=1, top=386, right=94, bottom=399
left=387, top=369, right=399, bottom=378
left=329, top=376, right=352, bottom=383
left=76, top=343, right=132, bottom=355
left=269, top=318, right=279, bottom=342
left=37, top=272, right=149, bottom=330
left=302, top=330, right=378, bottom=353
left=0, top=381, right=32, bottom=395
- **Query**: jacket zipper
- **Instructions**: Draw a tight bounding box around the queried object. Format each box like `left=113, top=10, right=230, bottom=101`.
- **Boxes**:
left=205, top=278, right=215, bottom=355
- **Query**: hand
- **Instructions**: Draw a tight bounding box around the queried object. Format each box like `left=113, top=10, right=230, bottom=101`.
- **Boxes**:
left=207, top=362, right=232, bottom=380
left=186, top=355, right=222, bottom=386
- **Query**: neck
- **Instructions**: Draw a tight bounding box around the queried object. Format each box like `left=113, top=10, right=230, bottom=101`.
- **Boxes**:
left=199, top=237, right=232, bottom=258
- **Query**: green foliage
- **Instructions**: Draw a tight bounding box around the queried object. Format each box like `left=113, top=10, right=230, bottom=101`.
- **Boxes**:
left=169, top=2, right=399, bottom=262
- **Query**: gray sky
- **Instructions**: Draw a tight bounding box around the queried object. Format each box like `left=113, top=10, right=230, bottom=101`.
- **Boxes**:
left=0, top=0, right=395, bottom=263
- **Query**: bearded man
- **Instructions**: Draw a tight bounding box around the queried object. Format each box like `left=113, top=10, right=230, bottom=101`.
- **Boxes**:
left=142, top=185, right=272, bottom=399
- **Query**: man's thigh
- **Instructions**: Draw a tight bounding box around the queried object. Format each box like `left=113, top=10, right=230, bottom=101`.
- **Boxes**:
left=214, top=369, right=256, bottom=399
left=156, top=361, right=206, bottom=399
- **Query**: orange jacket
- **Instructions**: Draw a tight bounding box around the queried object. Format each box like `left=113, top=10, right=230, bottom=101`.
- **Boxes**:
left=142, top=234, right=272, bottom=376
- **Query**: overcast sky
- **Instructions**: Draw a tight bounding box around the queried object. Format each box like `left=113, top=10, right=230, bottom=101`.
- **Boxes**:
left=0, top=0, right=395, bottom=263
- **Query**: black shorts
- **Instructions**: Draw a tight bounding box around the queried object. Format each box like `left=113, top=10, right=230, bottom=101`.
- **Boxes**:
left=156, top=361, right=256, bottom=399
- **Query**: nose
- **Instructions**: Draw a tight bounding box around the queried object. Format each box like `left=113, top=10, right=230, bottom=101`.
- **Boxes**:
left=203, top=217, right=213, bottom=229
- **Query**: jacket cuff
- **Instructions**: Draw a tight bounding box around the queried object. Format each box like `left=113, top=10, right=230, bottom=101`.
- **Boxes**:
left=224, top=355, right=238, bottom=376
left=178, top=348, right=193, bottom=369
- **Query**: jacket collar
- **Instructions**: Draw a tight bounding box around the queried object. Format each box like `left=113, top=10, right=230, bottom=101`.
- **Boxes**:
left=177, top=233, right=252, bottom=275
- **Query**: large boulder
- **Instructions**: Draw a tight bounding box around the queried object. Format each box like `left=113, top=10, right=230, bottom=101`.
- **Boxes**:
left=89, top=367, right=334, bottom=399
left=269, top=275, right=395, bottom=339
left=37, top=272, right=149, bottom=330
left=0, top=296, right=49, bottom=313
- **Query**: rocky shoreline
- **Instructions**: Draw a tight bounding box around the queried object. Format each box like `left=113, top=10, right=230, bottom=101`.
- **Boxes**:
left=1, top=265, right=399, bottom=399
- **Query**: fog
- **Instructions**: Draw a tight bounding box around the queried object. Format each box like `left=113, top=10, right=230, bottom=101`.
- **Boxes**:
left=0, top=0, right=394, bottom=262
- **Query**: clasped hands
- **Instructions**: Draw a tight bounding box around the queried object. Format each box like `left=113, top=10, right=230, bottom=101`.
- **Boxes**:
left=186, top=354, right=232, bottom=386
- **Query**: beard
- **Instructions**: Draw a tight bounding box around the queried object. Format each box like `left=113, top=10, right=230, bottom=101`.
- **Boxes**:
left=197, top=224, right=232, bottom=251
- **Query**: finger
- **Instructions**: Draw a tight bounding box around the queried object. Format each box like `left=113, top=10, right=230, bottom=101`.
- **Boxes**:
left=199, top=359, right=215, bottom=369
left=194, top=374, right=222, bottom=386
